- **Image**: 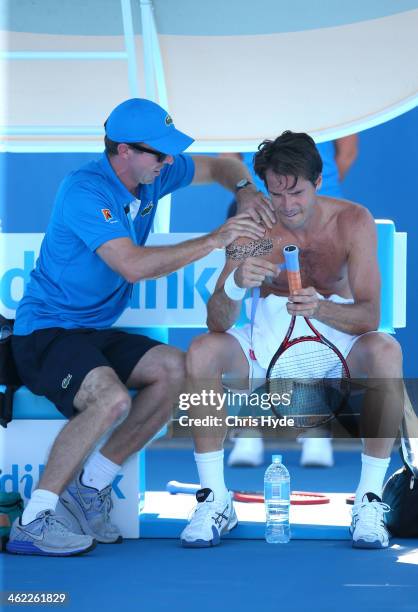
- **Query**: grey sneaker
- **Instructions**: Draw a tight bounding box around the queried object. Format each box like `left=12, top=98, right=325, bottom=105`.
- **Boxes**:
left=6, top=510, right=96, bottom=556
left=60, top=472, right=122, bottom=544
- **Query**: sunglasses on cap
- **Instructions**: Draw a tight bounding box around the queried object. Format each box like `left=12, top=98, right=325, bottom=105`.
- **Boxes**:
left=128, top=143, right=168, bottom=163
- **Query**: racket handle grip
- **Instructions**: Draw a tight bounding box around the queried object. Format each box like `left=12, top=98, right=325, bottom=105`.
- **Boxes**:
left=166, top=480, right=199, bottom=495
left=283, top=244, right=302, bottom=293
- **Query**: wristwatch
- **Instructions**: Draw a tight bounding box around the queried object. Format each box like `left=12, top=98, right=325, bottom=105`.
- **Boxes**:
left=235, top=178, right=253, bottom=193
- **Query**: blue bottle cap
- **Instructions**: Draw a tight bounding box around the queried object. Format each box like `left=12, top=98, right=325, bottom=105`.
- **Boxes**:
left=272, top=454, right=282, bottom=463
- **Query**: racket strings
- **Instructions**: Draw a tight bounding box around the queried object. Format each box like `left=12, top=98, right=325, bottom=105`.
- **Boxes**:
left=274, top=340, right=344, bottom=379
left=268, top=340, right=348, bottom=426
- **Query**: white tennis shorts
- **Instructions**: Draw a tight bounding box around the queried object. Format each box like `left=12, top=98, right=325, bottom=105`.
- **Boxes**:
left=226, top=293, right=360, bottom=380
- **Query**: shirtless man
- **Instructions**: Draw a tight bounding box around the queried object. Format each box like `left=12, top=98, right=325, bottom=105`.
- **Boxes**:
left=222, top=134, right=359, bottom=468
left=181, top=131, right=404, bottom=549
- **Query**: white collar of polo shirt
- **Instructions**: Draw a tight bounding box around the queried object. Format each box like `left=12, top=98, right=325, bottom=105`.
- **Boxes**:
left=128, top=198, right=141, bottom=221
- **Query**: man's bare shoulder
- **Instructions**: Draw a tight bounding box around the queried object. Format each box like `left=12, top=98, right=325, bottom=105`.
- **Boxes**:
left=338, top=199, right=374, bottom=230
left=319, top=196, right=374, bottom=228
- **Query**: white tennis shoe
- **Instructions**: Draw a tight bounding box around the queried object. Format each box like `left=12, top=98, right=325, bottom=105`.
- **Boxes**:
left=300, top=437, right=334, bottom=467
left=227, top=435, right=264, bottom=467
left=351, top=492, right=391, bottom=549
left=180, top=488, right=238, bottom=548
left=228, top=435, right=334, bottom=468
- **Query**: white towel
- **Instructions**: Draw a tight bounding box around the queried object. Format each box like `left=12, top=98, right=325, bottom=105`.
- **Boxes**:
left=244, top=293, right=357, bottom=369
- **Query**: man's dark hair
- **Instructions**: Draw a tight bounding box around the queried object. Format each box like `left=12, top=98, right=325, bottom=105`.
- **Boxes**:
left=254, top=131, right=323, bottom=189
left=104, top=135, right=120, bottom=156
left=103, top=126, right=147, bottom=158
left=103, top=120, right=123, bottom=156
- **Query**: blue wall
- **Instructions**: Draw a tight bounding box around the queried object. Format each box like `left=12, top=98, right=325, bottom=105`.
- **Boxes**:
left=343, top=108, right=418, bottom=376
left=1, top=106, right=417, bottom=373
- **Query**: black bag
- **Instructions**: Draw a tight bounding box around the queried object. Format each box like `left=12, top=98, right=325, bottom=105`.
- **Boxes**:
left=382, top=447, right=418, bottom=537
left=0, top=315, right=22, bottom=428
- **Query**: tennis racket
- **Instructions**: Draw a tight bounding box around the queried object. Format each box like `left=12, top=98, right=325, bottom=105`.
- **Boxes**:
left=166, top=480, right=330, bottom=505
left=266, top=245, right=351, bottom=428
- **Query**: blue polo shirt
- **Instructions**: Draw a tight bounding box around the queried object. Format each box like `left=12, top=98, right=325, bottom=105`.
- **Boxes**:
left=14, top=153, right=194, bottom=334
left=316, top=141, right=342, bottom=198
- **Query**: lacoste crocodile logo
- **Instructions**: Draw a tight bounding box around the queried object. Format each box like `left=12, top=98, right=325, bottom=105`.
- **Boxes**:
left=61, top=374, right=72, bottom=389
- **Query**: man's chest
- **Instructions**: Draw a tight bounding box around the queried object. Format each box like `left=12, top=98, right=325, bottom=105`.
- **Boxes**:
left=264, top=233, right=348, bottom=293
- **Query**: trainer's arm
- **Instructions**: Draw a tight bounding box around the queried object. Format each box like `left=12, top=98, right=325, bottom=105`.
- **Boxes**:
left=96, top=214, right=265, bottom=283
left=290, top=207, right=380, bottom=335
left=191, top=155, right=275, bottom=228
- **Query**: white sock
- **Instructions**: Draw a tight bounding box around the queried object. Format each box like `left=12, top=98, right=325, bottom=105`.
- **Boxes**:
left=21, top=489, right=59, bottom=525
left=355, top=453, right=391, bottom=504
left=81, top=451, right=121, bottom=491
left=194, top=450, right=228, bottom=500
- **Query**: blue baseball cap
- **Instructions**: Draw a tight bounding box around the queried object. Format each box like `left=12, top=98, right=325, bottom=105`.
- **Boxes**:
left=104, top=98, right=194, bottom=155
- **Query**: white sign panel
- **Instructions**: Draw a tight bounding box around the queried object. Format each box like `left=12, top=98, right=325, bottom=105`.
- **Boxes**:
left=0, top=233, right=226, bottom=327
left=0, top=420, right=140, bottom=538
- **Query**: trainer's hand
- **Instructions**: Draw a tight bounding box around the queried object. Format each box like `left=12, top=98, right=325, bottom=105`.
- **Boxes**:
left=210, top=213, right=265, bottom=249
left=235, top=185, right=276, bottom=229
left=287, top=287, right=320, bottom=318
left=234, top=257, right=279, bottom=289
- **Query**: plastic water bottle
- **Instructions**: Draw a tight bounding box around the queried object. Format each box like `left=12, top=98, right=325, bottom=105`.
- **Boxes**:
left=264, top=454, right=291, bottom=543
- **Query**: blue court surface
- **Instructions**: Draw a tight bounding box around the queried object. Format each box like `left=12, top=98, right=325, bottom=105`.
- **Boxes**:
left=2, top=445, right=418, bottom=612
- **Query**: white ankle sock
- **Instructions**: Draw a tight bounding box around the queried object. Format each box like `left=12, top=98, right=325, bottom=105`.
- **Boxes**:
left=21, top=489, right=59, bottom=525
left=81, top=451, right=121, bottom=491
left=355, top=453, right=391, bottom=504
left=194, top=450, right=228, bottom=500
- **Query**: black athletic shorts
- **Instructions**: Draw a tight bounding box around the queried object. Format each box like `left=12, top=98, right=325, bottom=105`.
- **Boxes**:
left=11, top=328, right=162, bottom=418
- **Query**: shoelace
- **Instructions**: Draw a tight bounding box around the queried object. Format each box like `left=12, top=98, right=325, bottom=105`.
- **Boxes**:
left=40, top=512, right=72, bottom=534
left=354, top=501, right=390, bottom=534
left=95, top=486, right=113, bottom=521
left=187, top=498, right=229, bottom=528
